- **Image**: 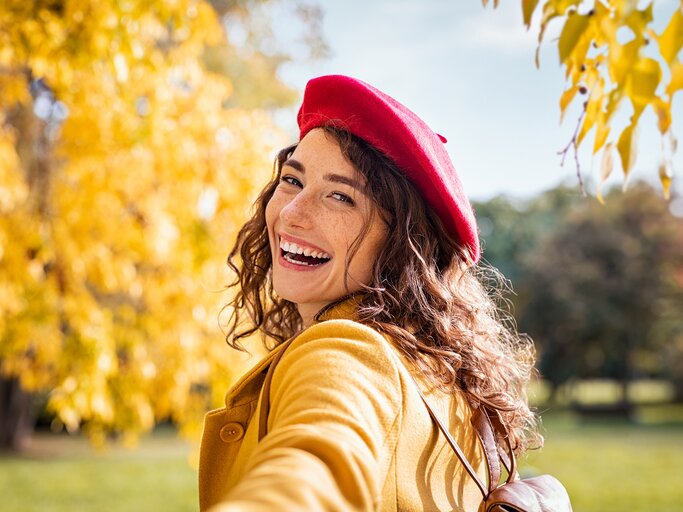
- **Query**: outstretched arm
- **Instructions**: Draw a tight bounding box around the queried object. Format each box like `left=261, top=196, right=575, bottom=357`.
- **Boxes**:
left=209, top=320, right=404, bottom=512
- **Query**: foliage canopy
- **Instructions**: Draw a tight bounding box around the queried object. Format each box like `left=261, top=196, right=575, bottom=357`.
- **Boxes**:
left=484, top=0, right=683, bottom=199
left=0, top=0, right=314, bottom=445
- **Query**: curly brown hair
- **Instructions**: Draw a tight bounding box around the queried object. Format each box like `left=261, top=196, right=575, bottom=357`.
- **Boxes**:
left=225, top=125, right=541, bottom=453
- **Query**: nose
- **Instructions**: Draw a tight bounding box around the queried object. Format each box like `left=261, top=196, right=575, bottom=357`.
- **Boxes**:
left=279, top=188, right=316, bottom=230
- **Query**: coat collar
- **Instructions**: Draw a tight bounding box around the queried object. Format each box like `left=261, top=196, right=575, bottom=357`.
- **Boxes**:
left=313, top=292, right=365, bottom=322
left=223, top=344, right=285, bottom=408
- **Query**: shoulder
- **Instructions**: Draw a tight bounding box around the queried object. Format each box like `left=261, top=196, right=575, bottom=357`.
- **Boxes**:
left=263, top=319, right=409, bottom=459
left=269, top=319, right=407, bottom=412
left=283, top=319, right=402, bottom=375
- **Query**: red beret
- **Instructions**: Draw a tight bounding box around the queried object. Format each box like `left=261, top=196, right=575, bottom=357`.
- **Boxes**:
left=297, top=74, right=480, bottom=263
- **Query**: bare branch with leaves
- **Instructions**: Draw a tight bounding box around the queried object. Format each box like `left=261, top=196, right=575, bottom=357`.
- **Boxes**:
left=485, top=0, right=683, bottom=199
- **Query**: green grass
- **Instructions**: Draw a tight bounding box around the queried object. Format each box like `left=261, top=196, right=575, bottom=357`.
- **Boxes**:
left=523, top=409, right=683, bottom=512
left=1, top=410, right=682, bottom=512
left=0, top=428, right=197, bottom=512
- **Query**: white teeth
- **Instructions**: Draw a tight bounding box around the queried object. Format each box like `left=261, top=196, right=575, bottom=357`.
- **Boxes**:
left=284, top=253, right=308, bottom=265
left=279, top=237, right=331, bottom=260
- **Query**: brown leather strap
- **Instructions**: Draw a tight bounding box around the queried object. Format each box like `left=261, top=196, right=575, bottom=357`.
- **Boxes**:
left=415, top=384, right=521, bottom=498
left=414, top=385, right=489, bottom=498
left=471, top=407, right=502, bottom=493
left=258, top=338, right=295, bottom=442
left=485, top=407, right=517, bottom=483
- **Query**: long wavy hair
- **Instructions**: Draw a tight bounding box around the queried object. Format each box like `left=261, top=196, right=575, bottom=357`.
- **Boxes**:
left=226, top=124, right=541, bottom=453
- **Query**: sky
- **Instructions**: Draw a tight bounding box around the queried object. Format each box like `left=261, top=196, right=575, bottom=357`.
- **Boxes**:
left=271, top=0, right=683, bottom=206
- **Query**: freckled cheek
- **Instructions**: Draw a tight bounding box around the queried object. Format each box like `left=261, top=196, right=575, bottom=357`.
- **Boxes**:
left=323, top=213, right=347, bottom=233
left=334, top=216, right=373, bottom=273
left=352, top=226, right=387, bottom=284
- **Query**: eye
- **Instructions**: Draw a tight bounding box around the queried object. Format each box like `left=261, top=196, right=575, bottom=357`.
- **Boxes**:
left=280, top=175, right=302, bottom=188
left=331, top=192, right=355, bottom=205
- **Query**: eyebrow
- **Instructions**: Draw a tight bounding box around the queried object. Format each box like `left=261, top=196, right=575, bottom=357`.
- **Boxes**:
left=283, top=158, right=363, bottom=192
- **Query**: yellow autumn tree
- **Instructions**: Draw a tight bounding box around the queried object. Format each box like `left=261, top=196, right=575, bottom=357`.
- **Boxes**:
left=486, top=0, right=683, bottom=199
left=0, top=0, right=319, bottom=449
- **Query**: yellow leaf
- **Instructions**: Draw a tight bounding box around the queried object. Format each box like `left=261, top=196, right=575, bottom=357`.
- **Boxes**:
left=559, top=13, right=591, bottom=64
left=559, top=85, right=579, bottom=122
left=605, top=88, right=624, bottom=121
left=594, top=2, right=616, bottom=48
left=593, top=111, right=610, bottom=154
left=113, top=53, right=129, bottom=83
left=625, top=4, right=654, bottom=39
left=608, top=39, right=640, bottom=85
left=652, top=97, right=672, bottom=134
left=627, top=57, right=661, bottom=105
left=0, top=75, right=30, bottom=108
left=659, top=161, right=672, bottom=200
left=667, top=59, right=683, bottom=96
left=658, top=8, right=683, bottom=64
left=536, top=3, right=561, bottom=67
left=615, top=0, right=637, bottom=18
left=523, top=0, right=540, bottom=28
left=555, top=0, right=582, bottom=16
left=617, top=122, right=639, bottom=179
left=596, top=142, right=614, bottom=204
left=577, top=81, right=604, bottom=147
left=584, top=66, right=600, bottom=89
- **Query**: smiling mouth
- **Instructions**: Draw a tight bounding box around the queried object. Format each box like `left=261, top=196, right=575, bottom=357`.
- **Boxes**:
left=280, top=238, right=331, bottom=267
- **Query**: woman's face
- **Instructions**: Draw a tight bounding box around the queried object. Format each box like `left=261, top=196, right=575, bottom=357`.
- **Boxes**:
left=265, top=128, right=387, bottom=325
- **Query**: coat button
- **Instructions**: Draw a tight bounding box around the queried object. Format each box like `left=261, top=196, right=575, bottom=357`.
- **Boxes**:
left=219, top=422, right=245, bottom=443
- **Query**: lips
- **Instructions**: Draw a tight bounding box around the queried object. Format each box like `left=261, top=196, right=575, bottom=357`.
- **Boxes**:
left=279, top=236, right=331, bottom=267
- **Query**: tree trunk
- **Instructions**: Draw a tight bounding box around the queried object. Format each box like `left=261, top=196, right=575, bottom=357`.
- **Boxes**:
left=672, top=376, right=683, bottom=404
left=617, top=374, right=634, bottom=419
left=616, top=344, right=634, bottom=420
left=0, top=376, right=35, bottom=452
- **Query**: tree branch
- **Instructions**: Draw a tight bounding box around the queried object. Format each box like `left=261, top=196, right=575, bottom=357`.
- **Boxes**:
left=558, top=102, right=588, bottom=197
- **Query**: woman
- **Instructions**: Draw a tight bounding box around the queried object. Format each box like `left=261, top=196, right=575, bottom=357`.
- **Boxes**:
left=199, top=75, right=539, bottom=511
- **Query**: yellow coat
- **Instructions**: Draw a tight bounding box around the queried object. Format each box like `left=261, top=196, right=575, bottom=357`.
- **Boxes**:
left=199, top=299, right=486, bottom=511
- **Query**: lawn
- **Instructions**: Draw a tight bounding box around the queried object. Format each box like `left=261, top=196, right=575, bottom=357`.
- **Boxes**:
left=1, top=410, right=682, bottom=511
left=523, top=409, right=683, bottom=512
left=0, top=428, right=198, bottom=512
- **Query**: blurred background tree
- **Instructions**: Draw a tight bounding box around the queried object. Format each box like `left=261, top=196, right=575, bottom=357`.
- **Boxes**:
left=476, top=182, right=683, bottom=414
left=0, top=0, right=326, bottom=451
